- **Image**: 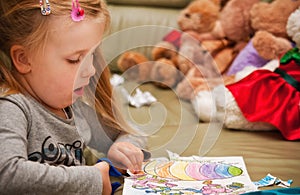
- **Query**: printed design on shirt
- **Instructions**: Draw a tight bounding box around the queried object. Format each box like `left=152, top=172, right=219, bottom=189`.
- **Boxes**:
left=28, top=136, right=83, bottom=166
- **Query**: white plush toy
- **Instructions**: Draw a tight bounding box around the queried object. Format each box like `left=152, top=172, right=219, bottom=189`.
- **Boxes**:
left=191, top=7, right=300, bottom=140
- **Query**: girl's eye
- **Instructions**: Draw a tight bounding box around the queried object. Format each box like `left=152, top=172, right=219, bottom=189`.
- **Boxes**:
left=66, top=51, right=95, bottom=64
left=67, top=55, right=82, bottom=64
left=67, top=58, right=81, bottom=64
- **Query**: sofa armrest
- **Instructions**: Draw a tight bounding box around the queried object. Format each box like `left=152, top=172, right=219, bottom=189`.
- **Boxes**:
left=107, top=4, right=180, bottom=34
left=106, top=0, right=193, bottom=34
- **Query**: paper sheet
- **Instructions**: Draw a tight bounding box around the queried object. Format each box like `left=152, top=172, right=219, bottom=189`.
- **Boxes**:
left=254, top=173, right=293, bottom=188
left=123, top=152, right=257, bottom=195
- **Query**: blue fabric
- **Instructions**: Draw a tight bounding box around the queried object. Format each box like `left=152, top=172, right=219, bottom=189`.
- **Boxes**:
left=97, top=157, right=123, bottom=177
left=242, top=187, right=300, bottom=195
left=97, top=158, right=123, bottom=195
left=111, top=182, right=122, bottom=195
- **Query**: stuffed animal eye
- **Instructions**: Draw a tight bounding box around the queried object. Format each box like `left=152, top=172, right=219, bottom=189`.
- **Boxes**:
left=185, top=13, right=191, bottom=18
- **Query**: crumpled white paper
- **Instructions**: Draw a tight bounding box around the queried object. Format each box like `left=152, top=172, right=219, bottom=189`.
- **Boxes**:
left=110, top=74, right=125, bottom=87
left=122, top=88, right=157, bottom=108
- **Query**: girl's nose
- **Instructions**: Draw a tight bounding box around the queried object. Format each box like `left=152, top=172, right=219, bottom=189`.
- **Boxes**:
left=81, top=56, right=96, bottom=78
left=82, top=64, right=96, bottom=78
left=86, top=63, right=96, bottom=77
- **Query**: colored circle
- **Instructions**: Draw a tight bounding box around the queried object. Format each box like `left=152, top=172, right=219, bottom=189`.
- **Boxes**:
left=156, top=161, right=177, bottom=179
left=215, top=164, right=232, bottom=178
left=170, top=161, right=195, bottom=180
left=228, top=166, right=243, bottom=176
left=185, top=162, right=210, bottom=180
left=144, top=160, right=158, bottom=175
left=200, top=163, right=222, bottom=179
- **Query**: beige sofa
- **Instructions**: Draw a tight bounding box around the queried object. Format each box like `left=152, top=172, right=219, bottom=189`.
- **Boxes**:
left=102, top=0, right=300, bottom=193
left=102, top=0, right=190, bottom=72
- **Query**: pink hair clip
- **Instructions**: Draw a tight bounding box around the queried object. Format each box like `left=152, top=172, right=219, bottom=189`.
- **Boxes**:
left=71, top=0, right=85, bottom=22
left=39, top=0, right=51, bottom=16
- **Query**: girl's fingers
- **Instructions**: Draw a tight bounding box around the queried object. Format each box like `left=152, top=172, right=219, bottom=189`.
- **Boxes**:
left=117, top=147, right=143, bottom=171
left=108, top=142, right=144, bottom=171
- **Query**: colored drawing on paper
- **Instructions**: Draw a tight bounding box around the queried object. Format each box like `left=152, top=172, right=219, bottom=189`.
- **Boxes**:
left=123, top=154, right=257, bottom=195
left=129, top=174, right=246, bottom=194
left=143, top=159, right=243, bottom=181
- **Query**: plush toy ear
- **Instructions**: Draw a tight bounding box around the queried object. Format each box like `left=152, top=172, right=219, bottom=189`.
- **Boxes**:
left=10, top=45, right=31, bottom=74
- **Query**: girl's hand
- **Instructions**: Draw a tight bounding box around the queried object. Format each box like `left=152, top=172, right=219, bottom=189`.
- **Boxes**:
left=93, top=162, right=112, bottom=195
left=107, top=142, right=144, bottom=173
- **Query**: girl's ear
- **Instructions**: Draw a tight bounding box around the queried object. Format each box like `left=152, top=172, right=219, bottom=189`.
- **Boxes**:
left=10, top=45, right=31, bottom=74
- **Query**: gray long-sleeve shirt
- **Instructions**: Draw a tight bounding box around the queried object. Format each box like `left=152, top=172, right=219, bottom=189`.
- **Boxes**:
left=0, top=93, right=147, bottom=194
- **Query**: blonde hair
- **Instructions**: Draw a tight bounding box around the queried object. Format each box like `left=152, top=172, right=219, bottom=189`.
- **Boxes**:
left=0, top=0, right=110, bottom=90
left=85, top=49, right=138, bottom=134
left=0, top=1, right=132, bottom=134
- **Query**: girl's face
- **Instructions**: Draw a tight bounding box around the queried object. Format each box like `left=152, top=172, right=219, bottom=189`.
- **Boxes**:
left=24, top=16, right=105, bottom=114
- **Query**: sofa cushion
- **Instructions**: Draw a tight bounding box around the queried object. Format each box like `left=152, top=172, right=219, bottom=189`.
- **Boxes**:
left=107, top=0, right=192, bottom=8
left=113, top=81, right=300, bottom=193
left=103, top=5, right=181, bottom=72
left=105, top=1, right=186, bottom=72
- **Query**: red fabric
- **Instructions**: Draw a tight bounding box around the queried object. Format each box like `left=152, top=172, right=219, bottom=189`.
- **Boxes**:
left=163, top=30, right=182, bottom=49
left=226, top=60, right=300, bottom=140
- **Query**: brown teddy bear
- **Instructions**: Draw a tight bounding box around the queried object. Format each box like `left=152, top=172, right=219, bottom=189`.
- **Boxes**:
left=177, top=0, right=221, bottom=35
left=116, top=0, right=255, bottom=93
left=116, top=51, right=152, bottom=82
left=117, top=0, right=223, bottom=89
left=117, top=49, right=180, bottom=88
left=179, top=0, right=261, bottom=74
left=118, top=0, right=294, bottom=96
left=149, top=58, right=180, bottom=88
left=175, top=0, right=233, bottom=75
left=191, top=7, right=300, bottom=140
left=173, top=0, right=260, bottom=85
left=250, top=0, right=300, bottom=58
left=174, top=0, right=260, bottom=100
left=176, top=0, right=300, bottom=100
left=149, top=0, right=223, bottom=89
left=226, top=0, right=300, bottom=75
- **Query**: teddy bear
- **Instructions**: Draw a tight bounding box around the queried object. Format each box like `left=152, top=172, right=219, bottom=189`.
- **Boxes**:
left=173, top=0, right=239, bottom=76
left=226, top=0, right=300, bottom=75
left=150, top=38, right=182, bottom=88
left=177, top=0, right=221, bottom=35
left=116, top=0, right=273, bottom=95
left=116, top=49, right=180, bottom=89
left=152, top=0, right=243, bottom=91
left=116, top=0, right=257, bottom=95
left=191, top=7, right=300, bottom=141
left=176, top=0, right=300, bottom=100
left=178, top=0, right=261, bottom=73
left=149, top=0, right=223, bottom=88
left=171, top=0, right=264, bottom=100
left=149, top=58, right=180, bottom=88
left=116, top=0, right=224, bottom=89
left=116, top=51, right=152, bottom=82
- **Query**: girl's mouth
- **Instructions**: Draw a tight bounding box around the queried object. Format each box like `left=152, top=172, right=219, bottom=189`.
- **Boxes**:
left=74, top=87, right=84, bottom=96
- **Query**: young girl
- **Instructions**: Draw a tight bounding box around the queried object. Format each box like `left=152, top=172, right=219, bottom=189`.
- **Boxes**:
left=0, top=0, right=148, bottom=194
